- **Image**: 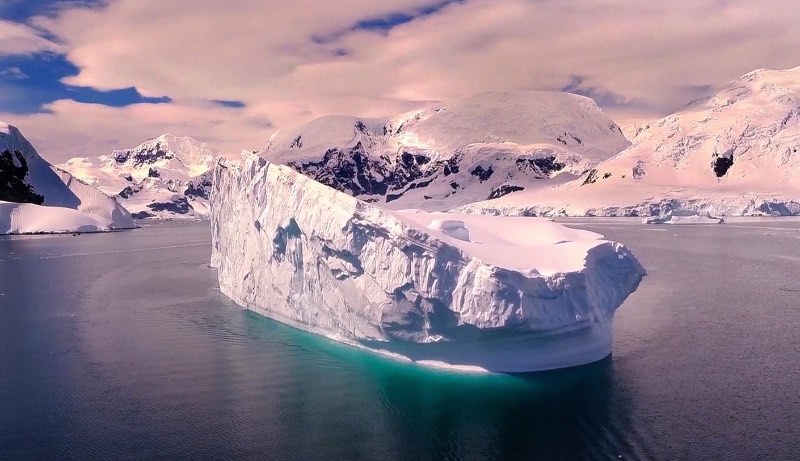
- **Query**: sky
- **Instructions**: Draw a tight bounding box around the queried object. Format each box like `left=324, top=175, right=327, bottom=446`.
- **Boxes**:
left=0, top=0, right=798, bottom=163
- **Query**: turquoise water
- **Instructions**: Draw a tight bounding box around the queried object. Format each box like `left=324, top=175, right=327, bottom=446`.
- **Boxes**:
left=1, top=220, right=799, bottom=460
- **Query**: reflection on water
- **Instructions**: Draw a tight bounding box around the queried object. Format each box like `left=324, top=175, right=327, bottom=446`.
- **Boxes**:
left=1, top=219, right=799, bottom=460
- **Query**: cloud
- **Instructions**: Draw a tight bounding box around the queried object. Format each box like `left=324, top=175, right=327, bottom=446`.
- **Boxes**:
left=1, top=0, right=797, bottom=162
left=0, top=99, right=271, bottom=161
left=0, top=19, right=60, bottom=56
left=0, top=66, right=29, bottom=79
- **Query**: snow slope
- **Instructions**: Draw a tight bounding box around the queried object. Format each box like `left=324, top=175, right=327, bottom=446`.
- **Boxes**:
left=58, top=134, right=217, bottom=219
left=259, top=91, right=630, bottom=211
left=463, top=67, right=800, bottom=217
left=210, top=154, right=645, bottom=372
left=0, top=122, right=134, bottom=233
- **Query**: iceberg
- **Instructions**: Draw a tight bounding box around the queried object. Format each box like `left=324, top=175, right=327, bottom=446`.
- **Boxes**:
left=0, top=200, right=120, bottom=234
left=644, top=210, right=725, bottom=225
left=211, top=155, right=645, bottom=372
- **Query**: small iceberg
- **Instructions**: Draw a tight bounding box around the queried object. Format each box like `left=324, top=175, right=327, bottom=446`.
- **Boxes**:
left=644, top=210, right=724, bottom=225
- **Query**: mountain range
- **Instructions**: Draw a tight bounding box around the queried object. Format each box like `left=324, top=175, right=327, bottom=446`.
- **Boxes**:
left=59, top=134, right=217, bottom=219
left=6, top=64, right=800, bottom=231
left=259, top=90, right=630, bottom=211
left=462, top=66, right=800, bottom=216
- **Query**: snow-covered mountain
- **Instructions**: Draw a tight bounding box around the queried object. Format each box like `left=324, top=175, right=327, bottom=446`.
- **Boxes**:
left=0, top=122, right=134, bottom=234
left=463, top=66, right=800, bottom=216
left=59, top=134, right=217, bottom=219
left=259, top=91, right=630, bottom=210
left=211, top=154, right=645, bottom=372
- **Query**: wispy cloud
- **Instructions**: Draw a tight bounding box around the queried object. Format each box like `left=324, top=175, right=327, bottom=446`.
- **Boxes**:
left=0, top=66, right=28, bottom=79
left=0, top=19, right=60, bottom=56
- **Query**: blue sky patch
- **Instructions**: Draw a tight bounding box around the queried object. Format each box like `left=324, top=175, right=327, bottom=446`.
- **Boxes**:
left=0, top=53, right=171, bottom=114
left=313, top=0, right=465, bottom=44
left=211, top=99, right=246, bottom=108
left=0, top=0, right=106, bottom=22
left=353, top=0, right=465, bottom=32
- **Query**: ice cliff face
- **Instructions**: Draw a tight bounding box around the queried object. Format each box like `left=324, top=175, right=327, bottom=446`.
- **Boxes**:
left=258, top=91, right=630, bottom=211
left=211, top=154, right=645, bottom=372
left=59, top=134, right=218, bottom=219
left=462, top=66, right=800, bottom=217
left=0, top=122, right=134, bottom=233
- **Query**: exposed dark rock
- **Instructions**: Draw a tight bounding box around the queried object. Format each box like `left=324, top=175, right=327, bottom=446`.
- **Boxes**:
left=515, top=156, right=566, bottom=175
left=184, top=174, right=212, bottom=199
left=487, top=185, right=525, bottom=200
left=470, top=165, right=494, bottom=182
left=113, top=143, right=173, bottom=167
left=131, top=211, right=154, bottom=219
left=288, top=144, right=392, bottom=197
left=286, top=142, right=467, bottom=203
left=712, top=155, right=734, bottom=177
left=118, top=185, right=141, bottom=199
left=0, top=149, right=44, bottom=204
left=581, top=169, right=599, bottom=185
left=146, top=197, right=191, bottom=214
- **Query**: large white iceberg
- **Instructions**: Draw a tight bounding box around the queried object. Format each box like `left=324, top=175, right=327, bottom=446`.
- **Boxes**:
left=211, top=155, right=645, bottom=372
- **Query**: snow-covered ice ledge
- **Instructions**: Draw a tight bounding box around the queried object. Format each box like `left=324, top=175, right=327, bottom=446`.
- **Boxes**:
left=211, top=155, right=645, bottom=372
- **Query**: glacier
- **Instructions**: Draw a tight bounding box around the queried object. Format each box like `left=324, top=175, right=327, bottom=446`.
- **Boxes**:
left=462, top=66, right=800, bottom=217
left=211, top=154, right=645, bottom=372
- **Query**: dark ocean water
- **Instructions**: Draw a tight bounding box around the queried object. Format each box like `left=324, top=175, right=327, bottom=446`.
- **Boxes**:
left=1, top=219, right=799, bottom=460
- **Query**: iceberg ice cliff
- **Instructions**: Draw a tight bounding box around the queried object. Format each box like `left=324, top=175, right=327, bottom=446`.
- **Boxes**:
left=211, top=155, right=645, bottom=372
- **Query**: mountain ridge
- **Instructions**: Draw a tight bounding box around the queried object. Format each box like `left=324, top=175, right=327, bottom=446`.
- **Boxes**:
left=461, top=66, right=800, bottom=216
left=59, top=134, right=218, bottom=219
left=258, top=90, right=630, bottom=211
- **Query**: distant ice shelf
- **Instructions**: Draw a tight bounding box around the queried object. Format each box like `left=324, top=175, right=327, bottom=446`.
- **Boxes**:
left=210, top=155, right=645, bottom=372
